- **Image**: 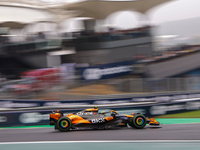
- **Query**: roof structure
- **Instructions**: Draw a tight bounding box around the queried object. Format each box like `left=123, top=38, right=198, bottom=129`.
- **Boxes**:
left=0, top=0, right=175, bottom=29
left=0, top=0, right=81, bottom=28
left=0, top=22, right=27, bottom=29
left=65, top=0, right=175, bottom=19
left=0, top=0, right=61, bottom=9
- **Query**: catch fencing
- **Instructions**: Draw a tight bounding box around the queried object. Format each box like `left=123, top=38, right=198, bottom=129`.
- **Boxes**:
left=0, top=77, right=200, bottom=100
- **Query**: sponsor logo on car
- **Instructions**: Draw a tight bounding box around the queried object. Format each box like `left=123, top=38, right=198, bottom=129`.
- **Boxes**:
left=91, top=118, right=105, bottom=123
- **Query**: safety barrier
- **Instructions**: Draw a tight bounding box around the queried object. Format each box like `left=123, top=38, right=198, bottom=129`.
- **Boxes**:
left=0, top=92, right=200, bottom=109
left=1, top=95, right=200, bottom=127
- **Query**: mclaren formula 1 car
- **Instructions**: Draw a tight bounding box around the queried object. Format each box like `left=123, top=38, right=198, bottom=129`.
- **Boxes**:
left=49, top=107, right=160, bottom=132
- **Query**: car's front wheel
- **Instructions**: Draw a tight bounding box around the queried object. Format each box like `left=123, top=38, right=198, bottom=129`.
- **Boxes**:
left=57, top=117, right=72, bottom=132
left=131, top=114, right=147, bottom=129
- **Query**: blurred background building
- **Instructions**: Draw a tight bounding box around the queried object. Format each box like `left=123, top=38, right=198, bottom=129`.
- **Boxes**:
left=1, top=0, right=200, bottom=100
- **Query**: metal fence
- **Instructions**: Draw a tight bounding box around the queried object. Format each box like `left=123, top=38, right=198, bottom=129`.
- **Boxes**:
left=0, top=77, right=200, bottom=100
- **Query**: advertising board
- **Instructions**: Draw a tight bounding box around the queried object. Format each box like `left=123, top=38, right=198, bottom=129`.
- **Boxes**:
left=0, top=92, right=200, bottom=108
left=80, top=60, right=135, bottom=80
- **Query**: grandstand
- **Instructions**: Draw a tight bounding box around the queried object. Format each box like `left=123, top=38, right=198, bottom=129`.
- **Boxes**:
left=134, top=45, right=200, bottom=79
left=0, top=0, right=189, bottom=81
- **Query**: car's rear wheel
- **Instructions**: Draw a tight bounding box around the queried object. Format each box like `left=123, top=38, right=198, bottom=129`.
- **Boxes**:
left=131, top=114, right=147, bottom=129
left=57, top=117, right=72, bottom=132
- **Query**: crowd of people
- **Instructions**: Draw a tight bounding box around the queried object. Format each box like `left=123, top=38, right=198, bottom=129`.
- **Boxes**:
left=74, top=25, right=151, bottom=43
left=0, top=25, right=151, bottom=54
left=138, top=44, right=200, bottom=63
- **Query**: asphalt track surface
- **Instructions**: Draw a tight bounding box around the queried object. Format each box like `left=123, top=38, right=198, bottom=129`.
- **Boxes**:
left=1, top=123, right=200, bottom=142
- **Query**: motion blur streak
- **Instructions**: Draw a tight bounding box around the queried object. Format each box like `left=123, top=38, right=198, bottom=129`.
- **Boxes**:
left=1, top=124, right=200, bottom=142
left=1, top=141, right=200, bottom=150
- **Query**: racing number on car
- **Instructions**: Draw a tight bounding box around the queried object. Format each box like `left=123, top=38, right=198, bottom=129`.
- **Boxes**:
left=91, top=118, right=105, bottom=123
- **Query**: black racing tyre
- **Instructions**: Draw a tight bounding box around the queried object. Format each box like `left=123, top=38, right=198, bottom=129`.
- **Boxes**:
left=132, top=114, right=147, bottom=129
left=57, top=117, right=72, bottom=132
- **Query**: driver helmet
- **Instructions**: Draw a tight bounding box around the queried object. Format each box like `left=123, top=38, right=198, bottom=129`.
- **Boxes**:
left=94, top=106, right=98, bottom=113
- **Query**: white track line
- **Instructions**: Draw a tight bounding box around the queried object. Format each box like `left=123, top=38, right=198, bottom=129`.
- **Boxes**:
left=1, top=140, right=200, bottom=145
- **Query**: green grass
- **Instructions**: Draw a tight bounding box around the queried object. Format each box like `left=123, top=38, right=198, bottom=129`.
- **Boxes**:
left=156, top=110, right=200, bottom=118
left=0, top=125, right=51, bottom=129
left=156, top=118, right=200, bottom=124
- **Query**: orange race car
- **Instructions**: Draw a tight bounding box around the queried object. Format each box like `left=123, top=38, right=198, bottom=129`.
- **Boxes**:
left=49, top=107, right=160, bottom=132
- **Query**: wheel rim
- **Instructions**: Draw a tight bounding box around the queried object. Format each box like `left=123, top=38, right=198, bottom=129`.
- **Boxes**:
left=61, top=120, right=68, bottom=128
left=136, top=117, right=144, bottom=126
